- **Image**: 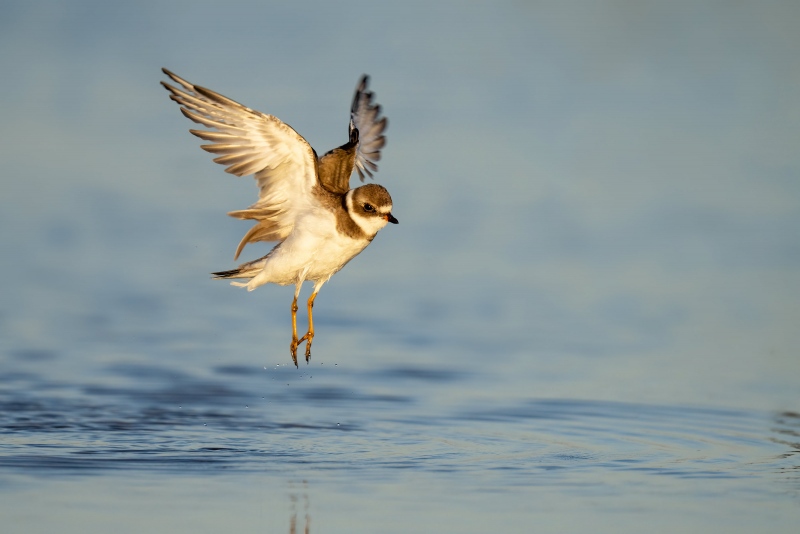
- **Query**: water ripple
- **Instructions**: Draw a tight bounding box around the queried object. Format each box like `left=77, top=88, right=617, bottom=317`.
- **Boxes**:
left=0, top=359, right=796, bottom=509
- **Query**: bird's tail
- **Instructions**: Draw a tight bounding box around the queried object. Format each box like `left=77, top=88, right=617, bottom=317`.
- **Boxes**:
left=211, top=256, right=266, bottom=280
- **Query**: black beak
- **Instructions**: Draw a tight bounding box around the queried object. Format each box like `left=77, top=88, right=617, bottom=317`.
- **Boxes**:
left=387, top=213, right=399, bottom=224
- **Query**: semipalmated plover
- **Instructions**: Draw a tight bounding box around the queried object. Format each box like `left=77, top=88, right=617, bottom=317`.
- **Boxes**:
left=161, top=69, right=397, bottom=366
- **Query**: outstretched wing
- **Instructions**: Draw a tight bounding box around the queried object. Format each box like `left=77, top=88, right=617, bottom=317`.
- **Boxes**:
left=161, top=68, right=320, bottom=259
left=351, top=75, right=388, bottom=181
left=318, top=75, right=388, bottom=194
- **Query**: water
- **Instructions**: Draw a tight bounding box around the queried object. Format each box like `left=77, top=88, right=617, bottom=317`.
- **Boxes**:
left=2, top=355, right=799, bottom=532
left=2, top=2, right=800, bottom=532
left=2, top=357, right=799, bottom=531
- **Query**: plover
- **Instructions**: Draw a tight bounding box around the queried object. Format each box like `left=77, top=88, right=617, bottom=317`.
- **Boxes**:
left=161, top=69, right=397, bottom=366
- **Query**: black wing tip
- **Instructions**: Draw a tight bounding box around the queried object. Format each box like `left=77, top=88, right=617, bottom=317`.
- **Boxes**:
left=351, top=74, right=372, bottom=112
left=161, top=68, right=195, bottom=93
left=161, top=67, right=182, bottom=84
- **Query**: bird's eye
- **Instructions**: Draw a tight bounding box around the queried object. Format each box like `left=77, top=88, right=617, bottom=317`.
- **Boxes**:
left=363, top=203, right=375, bottom=213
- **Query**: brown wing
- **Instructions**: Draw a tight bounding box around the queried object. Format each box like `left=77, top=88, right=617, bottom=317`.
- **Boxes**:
left=317, top=128, right=358, bottom=195
left=317, top=75, right=388, bottom=195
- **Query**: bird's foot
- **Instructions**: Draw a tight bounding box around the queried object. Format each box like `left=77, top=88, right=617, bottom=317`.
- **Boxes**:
left=290, top=332, right=314, bottom=366
left=290, top=338, right=300, bottom=368
left=298, top=331, right=314, bottom=363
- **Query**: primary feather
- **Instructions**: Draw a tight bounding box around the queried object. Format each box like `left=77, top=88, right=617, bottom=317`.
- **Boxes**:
left=161, top=68, right=318, bottom=259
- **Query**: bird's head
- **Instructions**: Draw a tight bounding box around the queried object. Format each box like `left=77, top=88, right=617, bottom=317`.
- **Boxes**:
left=346, top=183, right=398, bottom=236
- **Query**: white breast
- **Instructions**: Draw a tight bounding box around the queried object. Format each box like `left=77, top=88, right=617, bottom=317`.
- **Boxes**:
left=244, top=209, right=370, bottom=290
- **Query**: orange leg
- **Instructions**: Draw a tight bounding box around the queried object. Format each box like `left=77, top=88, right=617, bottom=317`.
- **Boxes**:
left=298, top=291, right=318, bottom=362
left=289, top=295, right=300, bottom=367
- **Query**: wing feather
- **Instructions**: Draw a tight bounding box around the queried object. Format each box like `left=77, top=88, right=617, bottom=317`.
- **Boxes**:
left=350, top=75, right=388, bottom=181
left=189, top=129, right=238, bottom=142
left=317, top=76, right=389, bottom=193
left=161, top=68, right=321, bottom=259
left=199, top=144, right=257, bottom=155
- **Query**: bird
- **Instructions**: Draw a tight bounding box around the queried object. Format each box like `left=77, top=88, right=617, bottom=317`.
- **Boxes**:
left=160, top=68, right=397, bottom=366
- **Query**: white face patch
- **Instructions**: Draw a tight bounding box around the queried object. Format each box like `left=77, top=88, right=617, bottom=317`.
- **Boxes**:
left=345, top=190, right=391, bottom=236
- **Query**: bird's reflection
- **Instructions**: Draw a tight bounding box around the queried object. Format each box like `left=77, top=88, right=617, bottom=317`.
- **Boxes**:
left=288, top=480, right=310, bottom=534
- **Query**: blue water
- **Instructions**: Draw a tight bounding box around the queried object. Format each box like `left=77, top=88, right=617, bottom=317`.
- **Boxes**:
left=2, top=2, right=800, bottom=532
left=2, top=333, right=799, bottom=532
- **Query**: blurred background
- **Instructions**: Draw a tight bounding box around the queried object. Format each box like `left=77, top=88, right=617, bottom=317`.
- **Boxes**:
left=2, top=0, right=797, bottom=406
left=1, top=1, right=798, bottom=532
